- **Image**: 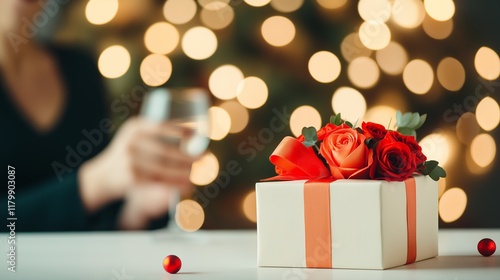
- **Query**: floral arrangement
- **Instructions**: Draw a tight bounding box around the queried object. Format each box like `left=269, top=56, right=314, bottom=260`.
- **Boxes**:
left=270, top=112, right=446, bottom=182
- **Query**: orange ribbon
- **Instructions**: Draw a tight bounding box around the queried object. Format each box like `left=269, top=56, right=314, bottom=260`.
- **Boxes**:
left=301, top=178, right=418, bottom=268
left=405, top=177, right=417, bottom=264
left=264, top=137, right=331, bottom=181
left=304, top=180, right=333, bottom=268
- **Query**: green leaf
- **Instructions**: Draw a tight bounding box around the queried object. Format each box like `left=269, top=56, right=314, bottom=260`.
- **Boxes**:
left=396, top=111, right=402, bottom=125
left=429, top=166, right=446, bottom=180
left=398, top=112, right=412, bottom=127
left=397, top=127, right=415, bottom=137
left=301, top=126, right=318, bottom=147
left=414, top=114, right=427, bottom=130
left=407, top=113, right=420, bottom=128
left=420, top=160, right=439, bottom=175
left=345, top=121, right=353, bottom=128
left=330, top=114, right=343, bottom=126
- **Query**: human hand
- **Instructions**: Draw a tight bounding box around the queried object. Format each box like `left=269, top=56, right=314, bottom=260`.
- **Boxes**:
left=78, top=117, right=196, bottom=213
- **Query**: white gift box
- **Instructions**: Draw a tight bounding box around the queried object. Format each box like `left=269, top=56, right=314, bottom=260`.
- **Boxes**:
left=256, top=175, right=438, bottom=269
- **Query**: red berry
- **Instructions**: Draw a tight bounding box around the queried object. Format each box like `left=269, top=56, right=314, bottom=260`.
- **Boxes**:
left=163, top=255, right=182, bottom=274
left=477, top=238, right=496, bottom=257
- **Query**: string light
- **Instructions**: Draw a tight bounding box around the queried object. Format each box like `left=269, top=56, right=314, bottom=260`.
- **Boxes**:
left=236, top=77, right=269, bottom=109
left=242, top=191, right=257, bottom=223
left=331, top=87, right=367, bottom=122
left=290, top=106, right=322, bottom=137
left=439, top=188, right=467, bottom=223
left=308, top=51, right=342, bottom=83
left=403, top=59, right=434, bottom=95
left=209, top=65, right=244, bottom=100
left=182, top=27, right=218, bottom=60
left=175, top=200, right=205, bottom=232
left=347, top=56, right=380, bottom=89
left=391, top=0, right=425, bottom=29
left=437, top=57, right=465, bottom=91
left=190, top=152, right=220, bottom=186
left=220, top=100, right=250, bottom=133
left=474, top=47, right=500, bottom=81
left=359, top=21, right=391, bottom=50
left=208, top=106, right=231, bottom=140
left=98, top=45, right=130, bottom=79
left=476, top=97, right=500, bottom=131
left=261, top=16, right=296, bottom=47
left=85, top=0, right=119, bottom=25
left=144, top=22, right=179, bottom=55
left=424, top=0, right=455, bottom=22
left=375, top=41, right=408, bottom=75
left=163, top=0, right=197, bottom=25
left=139, top=54, right=172, bottom=86
left=470, top=134, right=496, bottom=167
left=270, top=0, right=304, bottom=13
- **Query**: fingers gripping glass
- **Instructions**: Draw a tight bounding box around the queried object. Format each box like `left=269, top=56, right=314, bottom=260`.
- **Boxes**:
left=140, top=88, right=210, bottom=230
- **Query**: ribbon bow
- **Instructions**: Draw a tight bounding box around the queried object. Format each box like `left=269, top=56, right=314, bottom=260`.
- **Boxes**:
left=265, top=137, right=331, bottom=181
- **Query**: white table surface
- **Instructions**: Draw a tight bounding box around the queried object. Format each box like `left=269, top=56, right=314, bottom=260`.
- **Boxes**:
left=1, top=229, right=499, bottom=280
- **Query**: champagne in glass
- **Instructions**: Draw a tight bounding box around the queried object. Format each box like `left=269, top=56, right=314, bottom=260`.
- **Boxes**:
left=140, top=88, right=210, bottom=230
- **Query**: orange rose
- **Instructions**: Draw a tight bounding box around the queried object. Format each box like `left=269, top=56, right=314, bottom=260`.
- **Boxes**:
left=319, top=127, right=373, bottom=179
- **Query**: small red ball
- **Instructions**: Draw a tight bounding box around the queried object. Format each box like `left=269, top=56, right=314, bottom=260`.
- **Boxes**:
left=163, top=255, right=182, bottom=274
left=477, top=238, right=496, bottom=257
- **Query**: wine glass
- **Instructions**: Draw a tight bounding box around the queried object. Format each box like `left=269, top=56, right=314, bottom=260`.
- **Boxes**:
left=140, top=88, right=210, bottom=230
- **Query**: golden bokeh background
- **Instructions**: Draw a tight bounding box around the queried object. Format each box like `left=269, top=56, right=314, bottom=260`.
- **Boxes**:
left=51, top=0, right=500, bottom=229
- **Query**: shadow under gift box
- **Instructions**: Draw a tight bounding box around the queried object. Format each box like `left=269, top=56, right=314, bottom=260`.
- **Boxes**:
left=256, top=175, right=438, bottom=269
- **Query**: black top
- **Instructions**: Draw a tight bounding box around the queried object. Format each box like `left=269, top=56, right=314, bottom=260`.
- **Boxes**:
left=0, top=45, right=121, bottom=231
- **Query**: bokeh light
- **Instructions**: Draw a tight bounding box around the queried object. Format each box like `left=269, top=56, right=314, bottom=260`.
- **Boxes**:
left=176, top=199, right=205, bottom=232
left=474, top=47, right=500, bottom=81
left=208, top=106, right=231, bottom=140
left=470, top=134, right=496, bottom=167
left=437, top=57, right=465, bottom=91
left=139, top=54, right=172, bottom=86
left=245, top=0, right=271, bottom=7
left=341, top=33, right=372, bottom=62
left=182, top=26, right=218, bottom=60
left=419, top=133, right=451, bottom=166
left=332, top=87, right=367, bottom=122
left=85, top=0, right=119, bottom=25
left=403, top=59, right=434, bottom=95
left=358, top=0, right=391, bottom=23
left=476, top=97, right=500, bottom=131
left=423, top=17, right=453, bottom=40
left=200, top=5, right=234, bottom=30
left=261, top=16, right=296, bottom=47
left=98, top=45, right=131, bottom=79
left=424, top=0, right=455, bottom=22
left=359, top=21, right=391, bottom=50
left=209, top=65, right=244, bottom=100
left=290, top=106, right=322, bottom=137
left=163, top=0, right=197, bottom=25
left=456, top=112, right=480, bottom=145
left=220, top=100, right=250, bottom=133
left=308, top=51, right=342, bottom=83
left=190, top=152, right=219, bottom=186
left=375, top=41, right=408, bottom=75
left=348, top=56, right=380, bottom=89
left=236, top=76, right=269, bottom=109
left=271, top=0, right=304, bottom=13
left=242, top=191, right=257, bottom=223
left=439, top=188, right=467, bottom=223
left=316, top=0, right=347, bottom=9
left=363, top=105, right=397, bottom=125
left=144, top=22, right=179, bottom=55
left=391, top=0, right=425, bottom=29
left=438, top=178, right=447, bottom=198
left=198, top=0, right=230, bottom=10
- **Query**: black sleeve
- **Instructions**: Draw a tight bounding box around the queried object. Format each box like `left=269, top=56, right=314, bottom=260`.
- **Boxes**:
left=0, top=171, right=123, bottom=232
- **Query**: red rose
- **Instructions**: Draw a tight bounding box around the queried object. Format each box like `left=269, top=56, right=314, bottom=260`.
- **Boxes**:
left=385, top=131, right=427, bottom=166
left=370, top=135, right=417, bottom=181
left=297, top=123, right=344, bottom=142
left=320, top=127, right=373, bottom=179
left=362, top=122, right=387, bottom=140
